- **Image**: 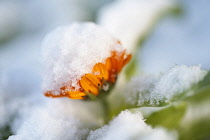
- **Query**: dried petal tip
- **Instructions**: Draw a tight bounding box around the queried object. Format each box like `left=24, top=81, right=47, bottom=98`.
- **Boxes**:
left=42, top=22, right=131, bottom=99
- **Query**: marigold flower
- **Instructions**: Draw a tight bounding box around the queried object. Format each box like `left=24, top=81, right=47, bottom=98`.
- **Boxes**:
left=42, top=22, right=131, bottom=99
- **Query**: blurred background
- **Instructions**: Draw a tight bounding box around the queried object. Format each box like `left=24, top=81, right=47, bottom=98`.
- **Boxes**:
left=0, top=0, right=210, bottom=139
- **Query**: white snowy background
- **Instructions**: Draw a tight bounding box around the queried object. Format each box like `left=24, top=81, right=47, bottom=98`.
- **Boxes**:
left=0, top=0, right=210, bottom=140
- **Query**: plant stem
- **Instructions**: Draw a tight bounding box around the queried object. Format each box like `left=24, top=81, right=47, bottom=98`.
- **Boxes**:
left=100, top=96, right=110, bottom=124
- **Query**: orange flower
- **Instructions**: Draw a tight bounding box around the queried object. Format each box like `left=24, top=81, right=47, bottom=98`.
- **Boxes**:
left=44, top=42, right=131, bottom=100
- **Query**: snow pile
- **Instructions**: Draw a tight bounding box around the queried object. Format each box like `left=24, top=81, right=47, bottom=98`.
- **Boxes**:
left=88, top=110, right=177, bottom=140
left=98, top=0, right=176, bottom=53
left=8, top=103, right=88, bottom=140
left=8, top=98, right=103, bottom=140
left=42, top=22, right=125, bottom=94
left=126, top=65, right=207, bottom=106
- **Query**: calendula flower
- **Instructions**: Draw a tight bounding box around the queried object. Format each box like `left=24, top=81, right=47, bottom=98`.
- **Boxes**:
left=42, top=22, right=131, bottom=100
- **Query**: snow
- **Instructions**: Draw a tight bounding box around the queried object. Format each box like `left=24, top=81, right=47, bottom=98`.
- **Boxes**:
left=126, top=74, right=158, bottom=106
left=8, top=104, right=88, bottom=140
left=88, top=110, right=177, bottom=140
left=7, top=97, right=104, bottom=140
left=1, top=0, right=210, bottom=139
left=125, top=65, right=207, bottom=106
left=0, top=35, right=42, bottom=129
left=0, top=0, right=121, bottom=139
left=98, top=0, right=176, bottom=53
left=42, top=22, right=125, bottom=94
left=0, top=0, right=117, bottom=139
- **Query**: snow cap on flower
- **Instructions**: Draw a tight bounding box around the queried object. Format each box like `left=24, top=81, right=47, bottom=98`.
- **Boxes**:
left=42, top=22, right=131, bottom=99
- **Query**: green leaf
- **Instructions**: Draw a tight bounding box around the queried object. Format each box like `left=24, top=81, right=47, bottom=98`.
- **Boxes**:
left=146, top=103, right=187, bottom=129
left=183, top=71, right=210, bottom=104
left=197, top=71, right=210, bottom=88
left=179, top=119, right=210, bottom=140
left=184, top=85, right=210, bottom=103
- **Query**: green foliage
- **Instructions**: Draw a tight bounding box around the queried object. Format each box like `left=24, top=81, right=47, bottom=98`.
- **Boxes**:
left=181, top=71, right=210, bottom=104
left=179, top=119, right=210, bottom=140
left=0, top=125, right=13, bottom=140
left=144, top=71, right=210, bottom=140
left=185, top=85, right=210, bottom=104
left=146, top=103, right=187, bottom=129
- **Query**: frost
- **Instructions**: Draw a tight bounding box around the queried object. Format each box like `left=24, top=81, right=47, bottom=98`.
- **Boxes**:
left=125, top=65, right=207, bottom=106
left=98, top=0, right=176, bottom=53
left=88, top=110, right=177, bottom=140
left=42, top=22, right=125, bottom=94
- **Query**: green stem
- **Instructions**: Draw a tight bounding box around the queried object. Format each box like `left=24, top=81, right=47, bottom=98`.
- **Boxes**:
left=99, top=96, right=110, bottom=124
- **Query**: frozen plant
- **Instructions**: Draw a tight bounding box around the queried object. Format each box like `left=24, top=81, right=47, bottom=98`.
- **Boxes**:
left=41, top=22, right=131, bottom=124
left=42, top=22, right=131, bottom=99
left=125, top=65, right=207, bottom=106
left=2, top=0, right=210, bottom=139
